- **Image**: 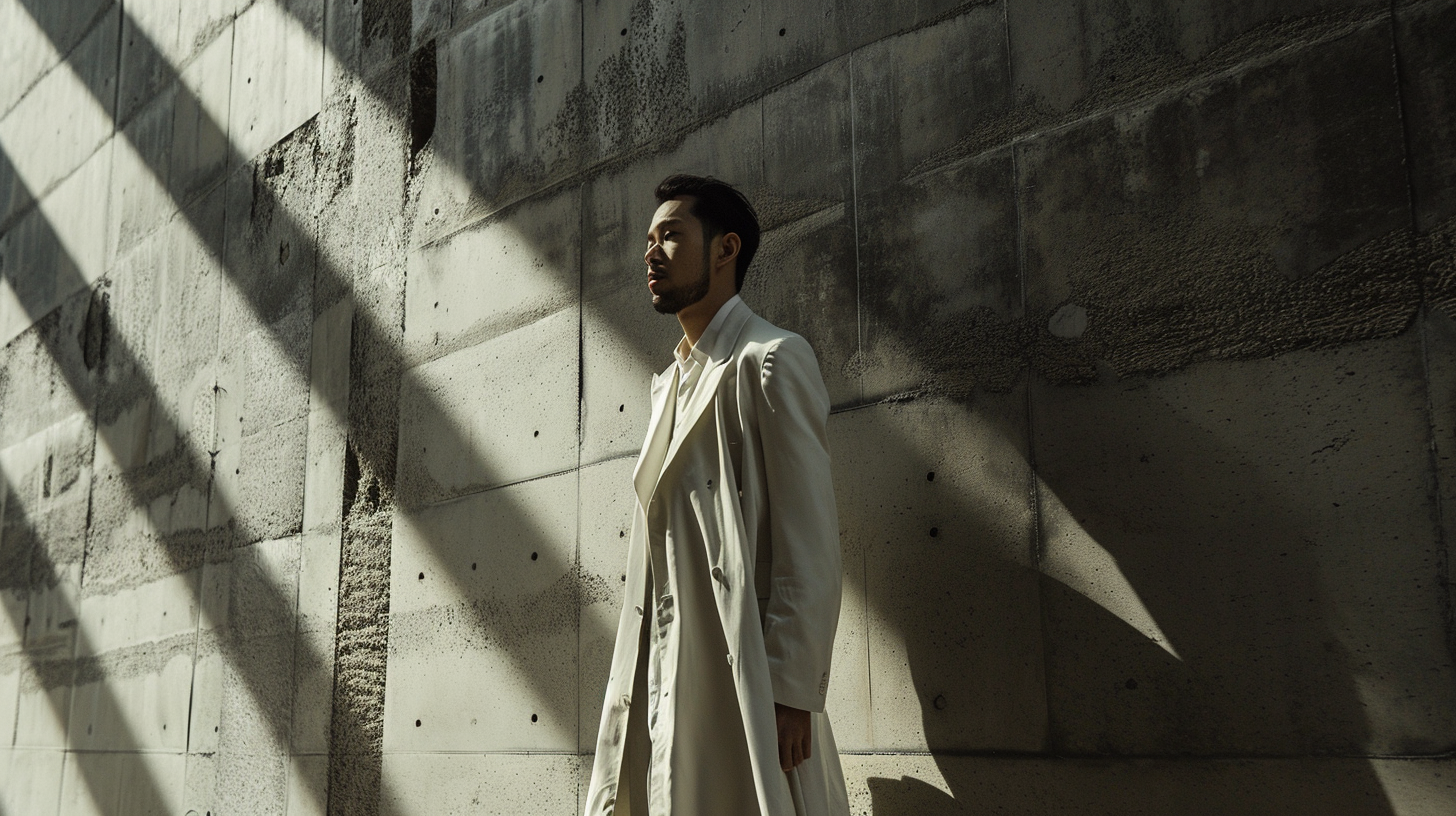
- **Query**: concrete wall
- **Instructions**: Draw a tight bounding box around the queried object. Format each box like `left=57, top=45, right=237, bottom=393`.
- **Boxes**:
left=0, top=0, right=1452, bottom=814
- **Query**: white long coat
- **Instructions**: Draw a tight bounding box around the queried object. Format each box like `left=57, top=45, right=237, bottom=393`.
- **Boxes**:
left=584, top=302, right=849, bottom=816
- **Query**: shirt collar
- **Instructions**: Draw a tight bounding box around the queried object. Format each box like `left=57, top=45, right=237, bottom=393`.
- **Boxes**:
left=673, top=294, right=743, bottom=369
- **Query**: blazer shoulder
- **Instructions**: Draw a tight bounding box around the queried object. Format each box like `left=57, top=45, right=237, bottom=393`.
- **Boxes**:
left=734, top=312, right=811, bottom=366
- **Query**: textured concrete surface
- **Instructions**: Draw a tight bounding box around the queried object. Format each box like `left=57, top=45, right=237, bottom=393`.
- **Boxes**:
left=1034, top=335, right=1456, bottom=755
left=0, top=0, right=1453, bottom=813
left=576, top=455, right=636, bottom=753
left=385, top=471, right=579, bottom=752
left=833, top=396, right=1044, bottom=752
left=381, top=752, right=581, bottom=815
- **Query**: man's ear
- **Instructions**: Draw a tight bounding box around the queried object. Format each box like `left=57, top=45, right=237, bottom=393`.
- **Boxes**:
left=716, top=232, right=741, bottom=272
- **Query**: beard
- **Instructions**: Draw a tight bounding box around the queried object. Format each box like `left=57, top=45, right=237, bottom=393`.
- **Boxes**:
left=651, top=262, right=712, bottom=314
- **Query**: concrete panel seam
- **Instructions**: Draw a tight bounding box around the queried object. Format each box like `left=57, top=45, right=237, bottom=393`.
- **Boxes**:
left=0, top=2, right=115, bottom=124
left=848, top=49, right=864, bottom=409
left=1395, top=0, right=1456, bottom=688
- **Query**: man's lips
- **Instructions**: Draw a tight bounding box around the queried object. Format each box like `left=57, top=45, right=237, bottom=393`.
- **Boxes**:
left=647, top=270, right=666, bottom=293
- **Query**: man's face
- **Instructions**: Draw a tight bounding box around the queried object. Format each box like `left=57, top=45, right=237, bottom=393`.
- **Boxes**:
left=644, top=197, right=712, bottom=315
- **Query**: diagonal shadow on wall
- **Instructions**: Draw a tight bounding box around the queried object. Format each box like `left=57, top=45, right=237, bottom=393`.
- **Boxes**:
left=4, top=1, right=621, bottom=811
left=0, top=149, right=327, bottom=813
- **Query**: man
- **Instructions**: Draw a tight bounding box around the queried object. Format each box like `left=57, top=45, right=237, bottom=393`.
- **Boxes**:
left=584, top=175, right=850, bottom=816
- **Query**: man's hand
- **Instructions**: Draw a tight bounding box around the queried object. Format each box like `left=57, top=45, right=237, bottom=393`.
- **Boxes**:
left=774, top=703, right=812, bottom=772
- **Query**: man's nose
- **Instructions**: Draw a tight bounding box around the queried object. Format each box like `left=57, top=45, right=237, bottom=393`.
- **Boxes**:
left=644, top=242, right=664, bottom=265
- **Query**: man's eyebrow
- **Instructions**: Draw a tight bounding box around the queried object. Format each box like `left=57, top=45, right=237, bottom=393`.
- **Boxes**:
left=649, top=217, right=685, bottom=231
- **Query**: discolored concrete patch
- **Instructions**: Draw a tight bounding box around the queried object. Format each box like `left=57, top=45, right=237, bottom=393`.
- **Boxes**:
left=1019, top=20, right=1418, bottom=384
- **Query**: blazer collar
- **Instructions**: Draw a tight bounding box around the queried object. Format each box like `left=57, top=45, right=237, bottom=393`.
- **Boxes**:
left=632, top=300, right=754, bottom=511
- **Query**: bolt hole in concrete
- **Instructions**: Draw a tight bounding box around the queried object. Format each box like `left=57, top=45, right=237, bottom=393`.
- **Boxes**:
left=531, top=552, right=538, bottom=561
left=620, top=28, right=627, bottom=35
left=926, top=471, right=935, bottom=482
left=1126, top=678, right=1138, bottom=690
left=619, top=530, right=625, bottom=538
left=621, top=574, right=626, bottom=582
left=534, top=430, right=540, bottom=437
left=619, top=404, right=625, bottom=412
left=418, top=572, right=425, bottom=580
left=537, top=75, right=543, bottom=83
left=472, top=562, right=477, bottom=570
left=531, top=714, right=538, bottom=723
left=929, top=527, right=939, bottom=537
left=779, top=28, right=786, bottom=35
left=933, top=694, right=947, bottom=710
left=416, top=719, right=422, bottom=727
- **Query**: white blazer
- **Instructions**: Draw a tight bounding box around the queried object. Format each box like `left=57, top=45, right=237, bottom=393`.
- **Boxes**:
left=584, top=300, right=849, bottom=815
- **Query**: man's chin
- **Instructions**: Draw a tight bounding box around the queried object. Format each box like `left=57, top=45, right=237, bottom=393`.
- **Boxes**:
left=651, top=294, right=680, bottom=315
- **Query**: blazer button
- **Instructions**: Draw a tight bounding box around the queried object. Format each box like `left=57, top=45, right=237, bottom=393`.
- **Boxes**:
left=620, top=694, right=632, bottom=709
left=634, top=605, right=643, bottom=616
left=726, top=653, right=734, bottom=666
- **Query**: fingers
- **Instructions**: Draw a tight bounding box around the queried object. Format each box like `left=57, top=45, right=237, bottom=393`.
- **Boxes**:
left=782, top=740, right=802, bottom=771
left=778, top=725, right=812, bottom=771
left=775, top=704, right=814, bottom=772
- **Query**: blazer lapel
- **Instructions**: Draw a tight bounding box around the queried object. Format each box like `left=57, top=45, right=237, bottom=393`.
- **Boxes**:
left=651, top=304, right=754, bottom=494
left=633, top=366, right=678, bottom=510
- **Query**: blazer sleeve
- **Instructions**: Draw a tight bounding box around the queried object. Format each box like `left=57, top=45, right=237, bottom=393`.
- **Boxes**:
left=755, top=334, right=843, bottom=713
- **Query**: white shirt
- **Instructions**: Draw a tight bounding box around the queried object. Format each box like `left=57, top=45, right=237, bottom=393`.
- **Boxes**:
left=671, top=294, right=743, bottom=427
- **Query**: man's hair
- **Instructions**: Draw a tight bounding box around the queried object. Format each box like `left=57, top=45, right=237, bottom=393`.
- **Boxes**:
left=654, top=174, right=761, bottom=291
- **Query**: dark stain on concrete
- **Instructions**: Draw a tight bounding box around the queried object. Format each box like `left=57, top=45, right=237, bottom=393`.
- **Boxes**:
left=409, top=39, right=438, bottom=161
left=13, top=631, right=196, bottom=691
left=551, top=0, right=693, bottom=166
left=388, top=567, right=581, bottom=655
left=917, top=6, right=1390, bottom=181
left=362, top=0, right=412, bottom=59
left=79, top=286, right=107, bottom=373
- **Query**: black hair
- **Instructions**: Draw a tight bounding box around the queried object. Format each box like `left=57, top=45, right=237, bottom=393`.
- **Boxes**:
left=654, top=174, right=761, bottom=291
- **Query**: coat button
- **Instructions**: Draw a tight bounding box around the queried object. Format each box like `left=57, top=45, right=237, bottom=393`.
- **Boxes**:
left=726, top=654, right=734, bottom=666
left=620, top=694, right=631, bottom=709
left=706, top=478, right=713, bottom=489
left=634, top=605, right=643, bottom=616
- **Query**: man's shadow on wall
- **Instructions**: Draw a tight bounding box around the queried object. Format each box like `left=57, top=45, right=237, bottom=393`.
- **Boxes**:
left=856, top=337, right=1436, bottom=815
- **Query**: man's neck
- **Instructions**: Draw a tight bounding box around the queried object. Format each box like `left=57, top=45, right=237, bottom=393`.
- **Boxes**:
left=677, top=287, right=736, bottom=347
